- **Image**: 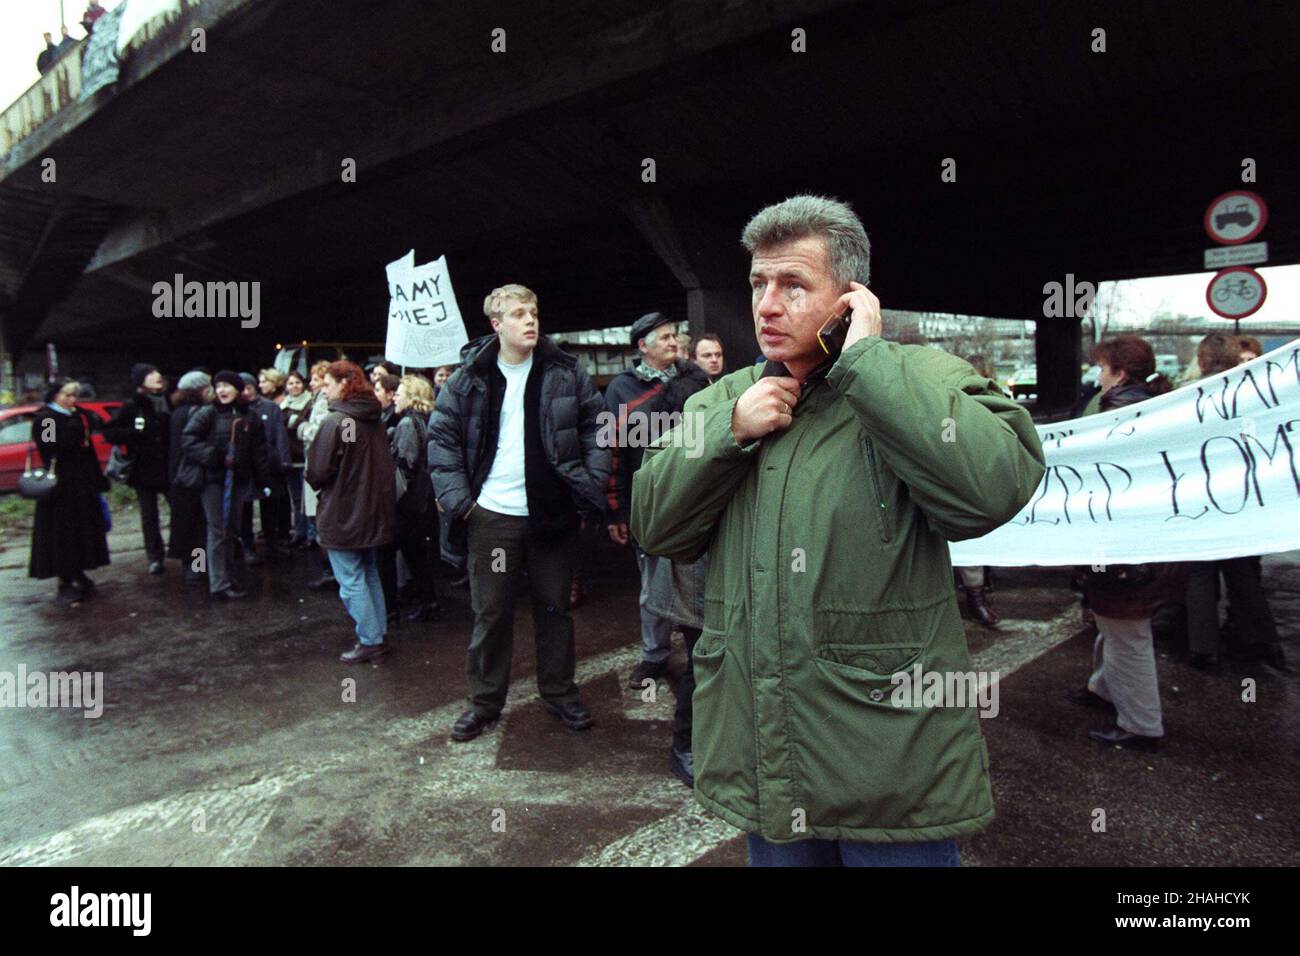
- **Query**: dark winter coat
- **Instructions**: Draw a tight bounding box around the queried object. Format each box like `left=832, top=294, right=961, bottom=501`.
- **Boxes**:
left=167, top=394, right=209, bottom=560
left=103, top=390, right=171, bottom=491
left=429, top=334, right=610, bottom=550
left=281, top=392, right=313, bottom=463
left=305, top=394, right=396, bottom=551
left=28, top=406, right=111, bottom=580
left=249, top=395, right=291, bottom=499
left=603, top=358, right=711, bottom=523
left=389, top=407, right=432, bottom=520
left=1081, top=382, right=1184, bottom=618
left=180, top=400, right=272, bottom=506
left=168, top=394, right=207, bottom=489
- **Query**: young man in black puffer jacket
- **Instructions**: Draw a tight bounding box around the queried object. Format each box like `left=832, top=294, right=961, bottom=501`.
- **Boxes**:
left=429, top=284, right=609, bottom=741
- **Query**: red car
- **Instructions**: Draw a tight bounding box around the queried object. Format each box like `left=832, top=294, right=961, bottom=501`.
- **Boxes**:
left=0, top=402, right=122, bottom=493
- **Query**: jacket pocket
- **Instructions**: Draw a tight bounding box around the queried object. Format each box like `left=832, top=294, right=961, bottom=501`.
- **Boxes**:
left=813, top=642, right=927, bottom=710
left=815, top=642, right=925, bottom=676
left=860, top=436, right=892, bottom=543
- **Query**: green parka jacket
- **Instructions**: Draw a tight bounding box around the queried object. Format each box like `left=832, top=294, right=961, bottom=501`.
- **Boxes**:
left=631, top=337, right=1045, bottom=843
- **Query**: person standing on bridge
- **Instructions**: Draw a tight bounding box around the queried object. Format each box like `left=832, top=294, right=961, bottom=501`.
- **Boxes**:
left=429, top=284, right=609, bottom=741
left=81, top=1, right=105, bottom=35
left=631, top=195, right=1045, bottom=866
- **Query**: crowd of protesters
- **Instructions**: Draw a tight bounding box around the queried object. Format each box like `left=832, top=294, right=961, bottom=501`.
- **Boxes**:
left=22, top=195, right=1293, bottom=867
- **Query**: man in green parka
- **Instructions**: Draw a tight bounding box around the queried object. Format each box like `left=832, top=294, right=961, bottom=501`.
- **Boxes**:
left=630, top=195, right=1046, bottom=866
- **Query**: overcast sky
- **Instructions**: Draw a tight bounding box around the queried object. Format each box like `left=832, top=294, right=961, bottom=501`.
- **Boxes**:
left=1099, top=265, right=1300, bottom=328
left=1, top=0, right=1297, bottom=334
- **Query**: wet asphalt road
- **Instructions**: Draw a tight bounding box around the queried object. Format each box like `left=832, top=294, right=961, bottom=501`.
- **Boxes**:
left=0, top=505, right=1295, bottom=866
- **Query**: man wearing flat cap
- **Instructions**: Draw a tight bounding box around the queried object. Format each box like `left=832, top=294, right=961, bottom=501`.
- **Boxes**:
left=604, top=313, right=711, bottom=691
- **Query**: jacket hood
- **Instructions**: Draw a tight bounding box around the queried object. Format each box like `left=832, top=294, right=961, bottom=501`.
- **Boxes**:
left=328, top=395, right=382, bottom=420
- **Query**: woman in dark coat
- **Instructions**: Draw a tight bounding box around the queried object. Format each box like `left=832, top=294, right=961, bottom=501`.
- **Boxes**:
left=306, top=361, right=396, bottom=663
left=1075, top=335, right=1181, bottom=751
left=378, top=374, right=440, bottom=625
left=28, top=379, right=111, bottom=606
left=181, top=370, right=272, bottom=600
left=103, top=363, right=171, bottom=574
left=167, top=371, right=212, bottom=585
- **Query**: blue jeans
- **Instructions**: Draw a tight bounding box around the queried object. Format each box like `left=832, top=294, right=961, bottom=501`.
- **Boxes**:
left=287, top=468, right=309, bottom=540
left=327, top=548, right=387, bottom=646
left=747, top=834, right=960, bottom=867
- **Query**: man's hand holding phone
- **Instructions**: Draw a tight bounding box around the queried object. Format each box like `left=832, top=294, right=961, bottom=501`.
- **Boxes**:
left=732, top=377, right=801, bottom=445
left=834, top=281, right=882, bottom=353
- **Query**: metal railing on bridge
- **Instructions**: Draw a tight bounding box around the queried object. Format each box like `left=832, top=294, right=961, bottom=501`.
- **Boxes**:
left=1, top=45, right=86, bottom=166
left=1, top=0, right=208, bottom=169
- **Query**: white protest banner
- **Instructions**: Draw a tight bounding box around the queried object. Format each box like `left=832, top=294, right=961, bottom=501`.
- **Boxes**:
left=948, top=339, right=1300, bottom=567
left=384, top=250, right=468, bottom=366
left=117, top=0, right=188, bottom=57
left=79, top=2, right=128, bottom=100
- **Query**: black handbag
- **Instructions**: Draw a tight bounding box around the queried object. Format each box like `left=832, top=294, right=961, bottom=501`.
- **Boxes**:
left=106, top=445, right=134, bottom=483
left=17, top=449, right=59, bottom=501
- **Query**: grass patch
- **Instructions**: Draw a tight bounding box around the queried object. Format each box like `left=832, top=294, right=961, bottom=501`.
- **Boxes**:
left=0, top=494, right=35, bottom=539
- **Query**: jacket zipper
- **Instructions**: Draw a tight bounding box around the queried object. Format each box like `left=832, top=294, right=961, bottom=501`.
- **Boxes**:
left=862, top=435, right=891, bottom=543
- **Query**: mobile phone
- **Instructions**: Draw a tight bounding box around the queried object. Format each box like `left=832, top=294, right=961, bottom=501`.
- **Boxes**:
left=817, top=306, right=853, bottom=357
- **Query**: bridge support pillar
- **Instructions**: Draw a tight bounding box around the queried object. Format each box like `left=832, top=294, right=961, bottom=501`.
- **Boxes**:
left=621, top=197, right=757, bottom=370
left=1035, top=318, right=1082, bottom=414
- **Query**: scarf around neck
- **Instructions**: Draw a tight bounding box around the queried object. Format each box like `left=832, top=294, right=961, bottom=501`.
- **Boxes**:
left=633, top=361, right=678, bottom=386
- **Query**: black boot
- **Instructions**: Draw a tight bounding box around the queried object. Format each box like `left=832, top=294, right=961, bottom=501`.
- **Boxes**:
left=306, top=550, right=336, bottom=591
left=963, top=586, right=1000, bottom=627
left=406, top=601, right=441, bottom=623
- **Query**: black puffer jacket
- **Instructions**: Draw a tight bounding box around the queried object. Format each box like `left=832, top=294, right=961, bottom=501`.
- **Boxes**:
left=429, top=333, right=609, bottom=540
left=181, top=399, right=272, bottom=502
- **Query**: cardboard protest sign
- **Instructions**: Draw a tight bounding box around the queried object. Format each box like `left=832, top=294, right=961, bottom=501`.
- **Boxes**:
left=384, top=250, right=468, bottom=367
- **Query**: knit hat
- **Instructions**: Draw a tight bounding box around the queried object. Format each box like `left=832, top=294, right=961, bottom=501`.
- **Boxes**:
left=130, top=362, right=158, bottom=390
left=629, top=311, right=673, bottom=348
left=178, top=370, right=211, bottom=391
left=213, top=370, right=243, bottom=391
left=238, top=372, right=258, bottom=390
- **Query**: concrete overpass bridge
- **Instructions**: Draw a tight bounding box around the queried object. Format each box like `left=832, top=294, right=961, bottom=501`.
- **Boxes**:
left=2, top=0, right=1299, bottom=407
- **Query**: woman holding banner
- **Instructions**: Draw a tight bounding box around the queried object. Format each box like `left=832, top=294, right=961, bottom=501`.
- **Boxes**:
left=1183, top=334, right=1287, bottom=673
left=1074, top=335, right=1180, bottom=752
